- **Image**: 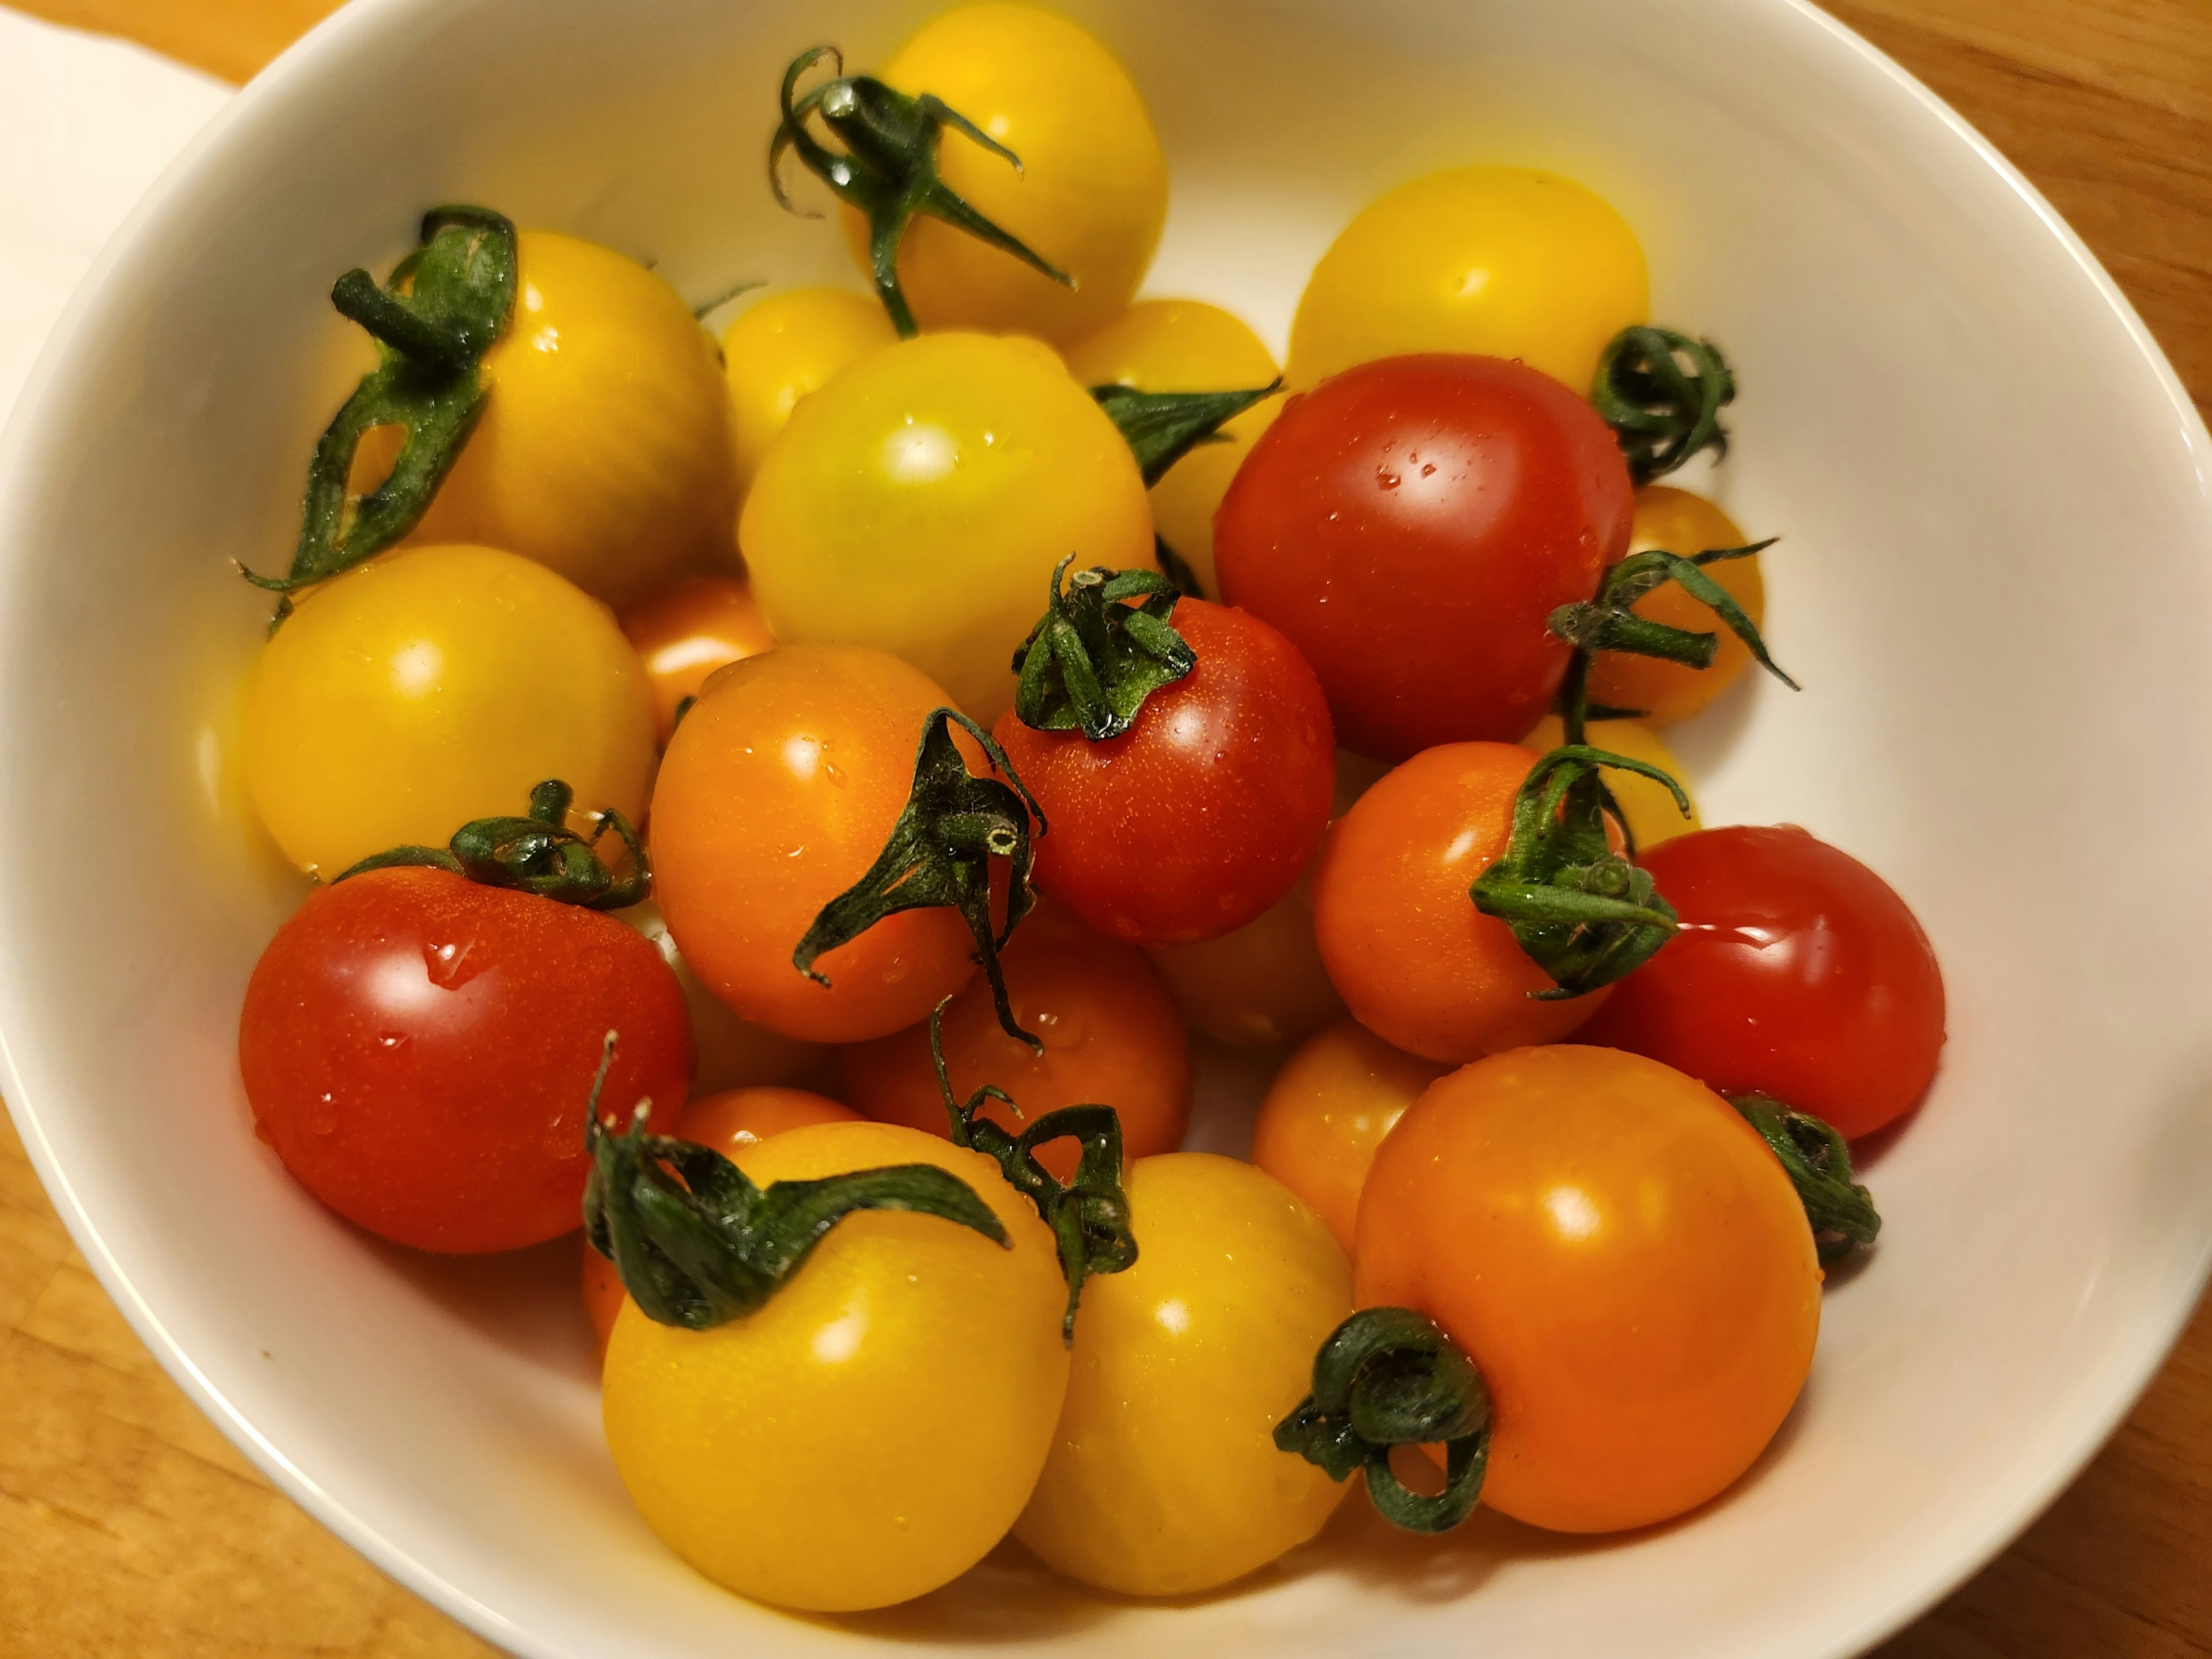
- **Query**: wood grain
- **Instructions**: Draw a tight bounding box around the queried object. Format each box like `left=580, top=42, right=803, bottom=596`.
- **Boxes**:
left=2, top=1, right=2207, bottom=1654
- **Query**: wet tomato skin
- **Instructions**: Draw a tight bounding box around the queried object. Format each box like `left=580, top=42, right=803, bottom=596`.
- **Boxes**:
left=1214, top=354, right=1633, bottom=760
left=993, top=600, right=1335, bottom=946
left=240, top=867, right=692, bottom=1253
left=1582, top=825, right=1946, bottom=1139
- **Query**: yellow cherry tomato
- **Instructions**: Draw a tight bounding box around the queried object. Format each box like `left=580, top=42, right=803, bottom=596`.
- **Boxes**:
left=243, top=544, right=655, bottom=875
left=408, top=230, right=737, bottom=608
left=1014, top=1153, right=1352, bottom=1597
left=1251, top=1018, right=1448, bottom=1252
left=854, top=5, right=1167, bottom=346
left=1063, top=300, right=1283, bottom=596
left=740, top=332, right=1153, bottom=722
left=721, top=287, right=897, bottom=497
left=1287, top=168, right=1647, bottom=394
left=1586, top=486, right=1767, bottom=724
left=603, top=1120, right=1069, bottom=1612
left=1521, top=714, right=1701, bottom=850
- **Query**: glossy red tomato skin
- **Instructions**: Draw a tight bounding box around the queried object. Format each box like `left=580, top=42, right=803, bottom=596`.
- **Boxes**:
left=993, top=599, right=1335, bottom=946
left=1582, top=825, right=1946, bottom=1139
left=240, top=868, right=692, bottom=1253
left=1213, top=353, right=1633, bottom=761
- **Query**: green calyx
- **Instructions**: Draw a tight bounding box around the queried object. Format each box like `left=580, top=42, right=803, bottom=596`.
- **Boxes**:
left=1089, top=381, right=1281, bottom=488
left=241, top=207, right=516, bottom=618
left=1548, top=542, right=1796, bottom=692
left=1011, top=555, right=1194, bottom=741
left=1274, top=1306, right=1491, bottom=1533
left=1731, top=1094, right=1882, bottom=1265
left=929, top=1004, right=1138, bottom=1342
left=770, top=46, right=1071, bottom=338
left=1592, top=324, right=1737, bottom=485
left=794, top=708, right=1045, bottom=1047
left=580, top=1035, right=1008, bottom=1330
left=332, top=779, right=649, bottom=908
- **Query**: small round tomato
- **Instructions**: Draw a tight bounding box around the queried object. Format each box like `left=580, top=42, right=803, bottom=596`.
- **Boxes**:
left=841, top=907, right=1190, bottom=1178
left=1015, top=1153, right=1351, bottom=1596
left=1063, top=298, right=1283, bottom=595
left=994, top=600, right=1335, bottom=945
left=1582, top=825, right=1945, bottom=1138
left=719, top=287, right=897, bottom=495
left=602, top=1120, right=1069, bottom=1611
left=1215, top=354, right=1634, bottom=760
left=1287, top=167, right=1647, bottom=394
left=1586, top=486, right=1767, bottom=725
left=1143, top=872, right=1345, bottom=1050
left=855, top=5, right=1167, bottom=346
left=741, top=332, right=1153, bottom=722
left=619, top=902, right=826, bottom=1094
left=582, top=1086, right=858, bottom=1345
left=408, top=230, right=737, bottom=608
left=243, top=544, right=657, bottom=876
left=240, top=867, right=691, bottom=1253
left=1251, top=1018, right=1447, bottom=1251
left=1520, top=714, right=1700, bottom=850
left=1313, top=741, right=1605, bottom=1061
left=1356, top=1046, right=1820, bottom=1533
left=619, top=575, right=777, bottom=744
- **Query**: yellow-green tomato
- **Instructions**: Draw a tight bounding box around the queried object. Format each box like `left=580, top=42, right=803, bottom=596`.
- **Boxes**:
left=1287, top=168, right=1648, bottom=394
left=854, top=4, right=1168, bottom=346
left=721, top=287, right=897, bottom=498
left=243, top=544, right=656, bottom=875
left=409, top=230, right=738, bottom=609
left=1063, top=300, right=1282, bottom=596
left=602, top=1121, right=1070, bottom=1612
left=740, top=331, right=1154, bottom=722
left=1014, top=1153, right=1353, bottom=1597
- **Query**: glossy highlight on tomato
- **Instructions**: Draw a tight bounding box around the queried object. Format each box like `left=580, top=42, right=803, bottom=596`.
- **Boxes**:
left=619, top=575, right=777, bottom=745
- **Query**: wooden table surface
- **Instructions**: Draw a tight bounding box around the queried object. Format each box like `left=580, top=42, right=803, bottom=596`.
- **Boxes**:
left=2, top=0, right=2207, bottom=1653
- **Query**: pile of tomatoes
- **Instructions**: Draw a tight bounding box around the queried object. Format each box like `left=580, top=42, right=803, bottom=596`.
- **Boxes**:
left=229, top=1, right=1945, bottom=1618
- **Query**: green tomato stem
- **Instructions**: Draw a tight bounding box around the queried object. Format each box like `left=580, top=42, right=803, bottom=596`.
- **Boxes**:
left=334, top=779, right=650, bottom=910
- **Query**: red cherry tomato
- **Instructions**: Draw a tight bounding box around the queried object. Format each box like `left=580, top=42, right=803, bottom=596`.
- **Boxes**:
left=1214, top=354, right=1632, bottom=760
left=240, top=868, right=692, bottom=1253
left=992, top=599, right=1334, bottom=946
left=1582, top=825, right=1946, bottom=1139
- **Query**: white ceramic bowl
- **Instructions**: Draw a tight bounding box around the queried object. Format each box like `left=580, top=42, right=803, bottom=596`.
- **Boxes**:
left=4, top=0, right=2210, bottom=1653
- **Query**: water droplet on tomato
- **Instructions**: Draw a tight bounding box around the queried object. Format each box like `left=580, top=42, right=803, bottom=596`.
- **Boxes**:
left=423, top=938, right=487, bottom=990
left=304, top=1092, right=338, bottom=1137
left=377, top=1032, right=408, bottom=1050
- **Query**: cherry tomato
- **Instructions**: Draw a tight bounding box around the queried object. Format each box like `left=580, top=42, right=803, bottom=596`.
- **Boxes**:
left=582, top=1086, right=858, bottom=1345
left=994, top=600, right=1335, bottom=945
left=1215, top=354, right=1633, bottom=760
left=1582, top=825, right=1946, bottom=1138
left=1287, top=167, right=1647, bottom=395
left=649, top=644, right=979, bottom=1044
left=1356, top=1046, right=1820, bottom=1533
left=1143, top=871, right=1345, bottom=1050
left=602, top=1121, right=1069, bottom=1611
left=1063, top=298, right=1283, bottom=595
left=619, top=902, right=826, bottom=1094
left=1251, top=1017, right=1447, bottom=1251
left=1014, top=1153, right=1351, bottom=1595
left=855, top=5, right=1167, bottom=346
left=1586, top=486, right=1767, bottom=725
left=408, top=230, right=737, bottom=608
left=243, top=543, right=657, bottom=876
left=719, top=287, right=897, bottom=497
left=741, top=331, right=1153, bottom=722
left=619, top=575, right=777, bottom=744
left=1312, top=741, right=1605, bottom=1061
left=840, top=907, right=1190, bottom=1179
left=1520, top=714, right=1700, bottom=850
left=239, top=867, right=691, bottom=1253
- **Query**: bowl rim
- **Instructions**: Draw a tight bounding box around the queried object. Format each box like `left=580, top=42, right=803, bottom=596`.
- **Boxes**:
left=1, top=0, right=2208, bottom=1654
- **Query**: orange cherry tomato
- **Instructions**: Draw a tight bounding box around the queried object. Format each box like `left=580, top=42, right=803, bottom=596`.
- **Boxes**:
left=1586, top=486, right=1767, bottom=725
left=1312, top=742, right=1605, bottom=1062
left=582, top=1085, right=859, bottom=1346
left=1250, top=1018, right=1446, bottom=1251
left=840, top=908, right=1190, bottom=1180
left=619, top=576, right=778, bottom=744
left=1356, top=1045, right=1821, bottom=1534
left=1142, top=873, right=1344, bottom=1051
left=649, top=644, right=979, bottom=1044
